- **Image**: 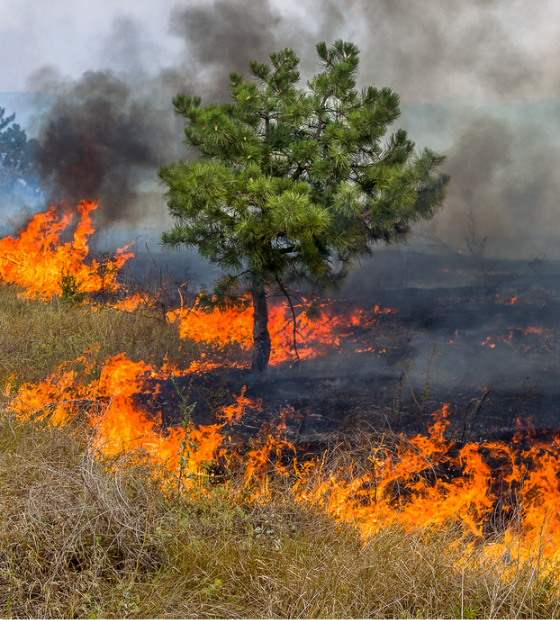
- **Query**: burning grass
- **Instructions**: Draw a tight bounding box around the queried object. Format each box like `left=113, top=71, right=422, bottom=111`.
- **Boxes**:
left=6, top=345, right=560, bottom=617
left=1, top=411, right=560, bottom=618
left=4, top=202, right=560, bottom=617
left=0, top=283, right=198, bottom=389
left=0, top=200, right=132, bottom=300
left=172, top=297, right=394, bottom=366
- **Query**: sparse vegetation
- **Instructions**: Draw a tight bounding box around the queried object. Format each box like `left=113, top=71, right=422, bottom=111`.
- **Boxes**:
left=2, top=283, right=560, bottom=618
left=0, top=284, right=197, bottom=388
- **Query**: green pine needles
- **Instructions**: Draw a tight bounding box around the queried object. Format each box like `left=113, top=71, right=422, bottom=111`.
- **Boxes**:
left=159, top=40, right=450, bottom=371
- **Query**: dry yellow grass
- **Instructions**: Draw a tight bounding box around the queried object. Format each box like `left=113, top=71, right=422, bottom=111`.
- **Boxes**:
left=0, top=284, right=197, bottom=387
left=0, top=410, right=559, bottom=618
left=1, top=283, right=560, bottom=618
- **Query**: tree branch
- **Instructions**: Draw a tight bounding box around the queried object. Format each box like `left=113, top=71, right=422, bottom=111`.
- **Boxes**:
left=275, top=275, right=301, bottom=365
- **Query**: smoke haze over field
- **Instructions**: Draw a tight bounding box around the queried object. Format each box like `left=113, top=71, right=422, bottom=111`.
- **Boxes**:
left=2, top=0, right=560, bottom=257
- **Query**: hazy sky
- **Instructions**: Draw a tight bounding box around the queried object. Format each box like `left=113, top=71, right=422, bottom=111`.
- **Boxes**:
left=3, top=0, right=560, bottom=260
left=2, top=0, right=560, bottom=102
left=0, top=0, right=180, bottom=92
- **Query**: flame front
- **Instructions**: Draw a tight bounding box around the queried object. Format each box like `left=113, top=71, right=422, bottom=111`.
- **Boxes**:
left=10, top=354, right=225, bottom=479
left=0, top=200, right=133, bottom=299
left=4, top=200, right=560, bottom=574
left=9, top=353, right=560, bottom=566
left=172, top=299, right=394, bottom=366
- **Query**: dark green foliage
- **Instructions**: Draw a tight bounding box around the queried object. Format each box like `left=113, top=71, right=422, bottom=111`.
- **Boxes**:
left=159, top=40, right=450, bottom=368
left=0, top=107, right=37, bottom=187
left=59, top=271, right=86, bottom=306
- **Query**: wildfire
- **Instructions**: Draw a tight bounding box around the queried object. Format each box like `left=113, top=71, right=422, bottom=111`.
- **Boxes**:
left=219, top=386, right=262, bottom=423
left=480, top=326, right=549, bottom=351
left=8, top=354, right=560, bottom=565
left=171, top=299, right=395, bottom=366
left=0, top=200, right=133, bottom=299
left=5, top=198, right=560, bottom=570
left=0, top=202, right=398, bottom=365
left=9, top=354, right=224, bottom=477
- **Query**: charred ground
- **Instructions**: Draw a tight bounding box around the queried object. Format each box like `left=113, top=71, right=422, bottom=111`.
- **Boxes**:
left=129, top=251, right=560, bottom=445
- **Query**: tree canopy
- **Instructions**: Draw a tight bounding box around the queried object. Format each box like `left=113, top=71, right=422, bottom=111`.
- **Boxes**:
left=159, top=40, right=450, bottom=371
left=0, top=107, right=37, bottom=189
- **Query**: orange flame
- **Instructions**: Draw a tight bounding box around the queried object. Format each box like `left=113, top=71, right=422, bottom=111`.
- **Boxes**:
left=10, top=354, right=225, bottom=485
left=218, top=386, right=262, bottom=423
left=171, top=299, right=395, bottom=366
left=9, top=356, right=560, bottom=563
left=5, top=198, right=560, bottom=565
left=0, top=200, right=133, bottom=299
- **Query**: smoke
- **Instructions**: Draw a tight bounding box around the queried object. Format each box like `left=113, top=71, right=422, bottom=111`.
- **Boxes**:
left=163, top=0, right=350, bottom=101
left=99, top=15, right=163, bottom=77
left=14, top=0, right=560, bottom=256
left=339, top=0, right=560, bottom=259
left=410, top=108, right=560, bottom=260
left=168, top=1, right=282, bottom=100
left=28, top=68, right=174, bottom=225
left=25, top=0, right=303, bottom=227
left=26, top=13, right=184, bottom=226
left=348, top=0, right=540, bottom=101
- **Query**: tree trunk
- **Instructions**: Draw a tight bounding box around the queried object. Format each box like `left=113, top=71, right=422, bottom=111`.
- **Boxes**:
left=251, top=276, right=271, bottom=372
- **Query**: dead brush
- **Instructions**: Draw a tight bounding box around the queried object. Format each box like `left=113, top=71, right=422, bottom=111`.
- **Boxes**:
left=0, top=410, right=175, bottom=618
left=118, top=245, right=195, bottom=325
left=229, top=428, right=560, bottom=619
left=1, top=409, right=560, bottom=617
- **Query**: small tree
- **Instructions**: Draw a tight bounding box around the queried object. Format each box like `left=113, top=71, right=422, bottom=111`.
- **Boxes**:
left=159, top=41, right=450, bottom=372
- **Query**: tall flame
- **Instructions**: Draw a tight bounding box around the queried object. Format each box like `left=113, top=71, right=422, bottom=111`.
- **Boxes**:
left=0, top=200, right=133, bottom=299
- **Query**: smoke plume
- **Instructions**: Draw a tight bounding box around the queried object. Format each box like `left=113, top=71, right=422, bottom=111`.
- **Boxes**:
left=26, top=0, right=301, bottom=226
left=16, top=0, right=560, bottom=257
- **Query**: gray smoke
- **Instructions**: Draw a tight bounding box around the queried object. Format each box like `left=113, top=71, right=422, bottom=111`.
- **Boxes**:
left=411, top=108, right=560, bottom=260
left=345, top=0, right=560, bottom=259
left=167, top=1, right=283, bottom=99
left=163, top=0, right=349, bottom=101
left=17, top=0, right=560, bottom=257
left=26, top=0, right=301, bottom=227
left=29, top=68, right=176, bottom=225
left=356, top=0, right=538, bottom=100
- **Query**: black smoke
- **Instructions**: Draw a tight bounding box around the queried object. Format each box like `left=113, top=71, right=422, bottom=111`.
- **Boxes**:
left=32, top=70, right=172, bottom=224
left=26, top=0, right=300, bottom=226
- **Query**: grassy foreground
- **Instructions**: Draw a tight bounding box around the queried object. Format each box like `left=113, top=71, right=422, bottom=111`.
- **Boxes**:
left=1, top=286, right=560, bottom=618
left=0, top=284, right=196, bottom=388
left=3, top=414, right=560, bottom=619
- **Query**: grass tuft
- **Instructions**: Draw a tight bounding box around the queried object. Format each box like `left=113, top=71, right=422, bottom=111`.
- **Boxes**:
left=0, top=284, right=198, bottom=387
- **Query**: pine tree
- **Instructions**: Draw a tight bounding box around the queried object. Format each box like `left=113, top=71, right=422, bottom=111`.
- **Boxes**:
left=159, top=40, right=450, bottom=372
left=0, top=108, right=36, bottom=188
